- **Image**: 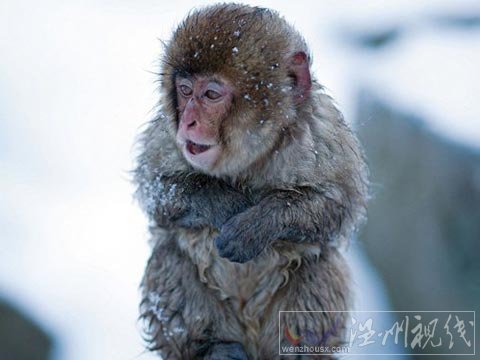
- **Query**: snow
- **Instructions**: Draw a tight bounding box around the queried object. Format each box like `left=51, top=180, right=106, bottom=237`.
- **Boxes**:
left=1, top=0, right=477, bottom=359
left=396, top=35, right=475, bottom=149
left=137, top=168, right=177, bottom=218
left=0, top=1, right=171, bottom=359
left=148, top=292, right=168, bottom=323
left=352, top=29, right=480, bottom=150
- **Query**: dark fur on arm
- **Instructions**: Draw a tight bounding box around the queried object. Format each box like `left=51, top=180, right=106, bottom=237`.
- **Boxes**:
left=143, top=172, right=252, bottom=230
left=214, top=184, right=351, bottom=263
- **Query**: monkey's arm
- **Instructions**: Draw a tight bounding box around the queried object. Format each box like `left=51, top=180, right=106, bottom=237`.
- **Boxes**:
left=142, top=172, right=251, bottom=230
left=214, top=184, right=352, bottom=263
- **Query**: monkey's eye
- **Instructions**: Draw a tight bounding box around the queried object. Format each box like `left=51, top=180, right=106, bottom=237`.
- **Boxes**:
left=179, top=85, right=193, bottom=97
left=205, top=90, right=222, bottom=100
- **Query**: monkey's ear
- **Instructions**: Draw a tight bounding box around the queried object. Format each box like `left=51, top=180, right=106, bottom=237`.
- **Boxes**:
left=289, top=51, right=312, bottom=104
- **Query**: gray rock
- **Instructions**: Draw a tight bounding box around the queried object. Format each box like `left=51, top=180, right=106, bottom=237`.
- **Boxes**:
left=357, top=90, right=480, bottom=357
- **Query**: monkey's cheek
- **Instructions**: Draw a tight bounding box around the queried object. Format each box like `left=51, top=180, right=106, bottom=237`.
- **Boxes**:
left=182, top=145, right=220, bottom=171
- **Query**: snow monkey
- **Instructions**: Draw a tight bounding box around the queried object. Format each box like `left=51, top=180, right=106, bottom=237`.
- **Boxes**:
left=134, top=3, right=368, bottom=359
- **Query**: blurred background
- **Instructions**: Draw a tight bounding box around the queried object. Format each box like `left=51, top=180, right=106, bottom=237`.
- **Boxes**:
left=0, top=0, right=478, bottom=359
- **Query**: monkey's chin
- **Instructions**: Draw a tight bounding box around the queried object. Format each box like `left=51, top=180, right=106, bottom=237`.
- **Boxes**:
left=182, top=143, right=220, bottom=171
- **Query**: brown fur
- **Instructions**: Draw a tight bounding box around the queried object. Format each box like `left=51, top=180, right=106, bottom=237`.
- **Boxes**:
left=134, top=3, right=368, bottom=359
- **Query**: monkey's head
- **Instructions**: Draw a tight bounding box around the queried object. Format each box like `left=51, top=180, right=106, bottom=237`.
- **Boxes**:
left=160, top=3, right=312, bottom=177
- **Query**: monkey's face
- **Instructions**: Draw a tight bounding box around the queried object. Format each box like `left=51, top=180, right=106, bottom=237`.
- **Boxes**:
left=175, top=75, right=234, bottom=171
left=162, top=4, right=313, bottom=176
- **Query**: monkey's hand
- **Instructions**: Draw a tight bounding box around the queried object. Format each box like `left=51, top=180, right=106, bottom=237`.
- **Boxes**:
left=150, top=173, right=251, bottom=230
left=214, top=186, right=350, bottom=263
left=214, top=205, right=272, bottom=263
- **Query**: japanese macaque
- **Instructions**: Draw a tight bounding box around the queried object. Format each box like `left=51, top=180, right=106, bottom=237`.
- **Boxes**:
left=134, top=3, right=368, bottom=359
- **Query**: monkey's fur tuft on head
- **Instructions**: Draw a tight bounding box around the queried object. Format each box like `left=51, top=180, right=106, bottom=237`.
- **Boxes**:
left=134, top=3, right=369, bottom=359
left=164, top=4, right=308, bottom=102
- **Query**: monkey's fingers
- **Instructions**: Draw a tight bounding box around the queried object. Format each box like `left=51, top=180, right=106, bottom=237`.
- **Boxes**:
left=214, top=214, right=268, bottom=263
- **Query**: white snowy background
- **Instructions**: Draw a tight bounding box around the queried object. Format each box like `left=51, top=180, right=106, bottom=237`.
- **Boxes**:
left=1, top=0, right=478, bottom=359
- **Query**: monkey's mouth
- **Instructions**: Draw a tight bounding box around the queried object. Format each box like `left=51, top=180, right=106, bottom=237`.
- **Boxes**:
left=186, top=140, right=213, bottom=155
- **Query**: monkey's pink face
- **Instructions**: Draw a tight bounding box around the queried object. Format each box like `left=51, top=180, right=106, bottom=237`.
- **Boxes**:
left=175, top=75, right=233, bottom=171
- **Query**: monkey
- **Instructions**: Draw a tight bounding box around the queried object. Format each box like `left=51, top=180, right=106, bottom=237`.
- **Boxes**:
left=134, top=4, right=368, bottom=359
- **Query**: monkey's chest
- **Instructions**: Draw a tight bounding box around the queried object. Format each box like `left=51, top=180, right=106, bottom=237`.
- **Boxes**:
left=210, top=257, right=286, bottom=306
